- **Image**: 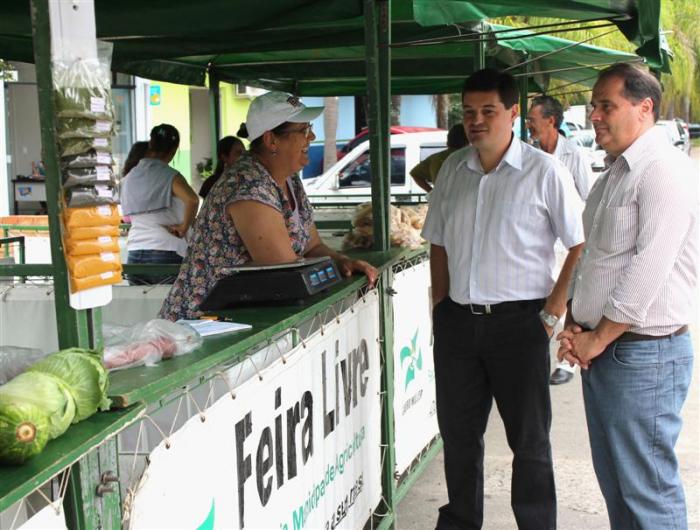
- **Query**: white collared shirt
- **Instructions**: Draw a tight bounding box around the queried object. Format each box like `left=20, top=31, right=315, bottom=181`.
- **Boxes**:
left=422, top=137, right=584, bottom=305
left=570, top=126, right=698, bottom=335
left=554, top=136, right=591, bottom=200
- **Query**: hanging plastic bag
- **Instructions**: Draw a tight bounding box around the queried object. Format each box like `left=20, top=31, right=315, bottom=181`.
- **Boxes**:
left=65, top=185, right=119, bottom=207
left=63, top=166, right=117, bottom=188
left=0, top=346, right=48, bottom=385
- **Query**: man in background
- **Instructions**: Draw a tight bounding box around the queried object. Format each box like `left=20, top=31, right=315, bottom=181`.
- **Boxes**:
left=410, top=123, right=467, bottom=193
left=527, top=94, right=592, bottom=385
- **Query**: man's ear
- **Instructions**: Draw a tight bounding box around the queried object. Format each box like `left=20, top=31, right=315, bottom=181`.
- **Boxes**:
left=510, top=104, right=519, bottom=123
left=640, top=97, right=654, bottom=119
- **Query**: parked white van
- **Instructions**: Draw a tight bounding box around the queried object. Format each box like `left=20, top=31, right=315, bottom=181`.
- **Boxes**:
left=304, top=130, right=447, bottom=202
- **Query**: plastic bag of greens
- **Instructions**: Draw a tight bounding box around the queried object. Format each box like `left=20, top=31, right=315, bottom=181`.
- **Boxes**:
left=0, top=400, right=51, bottom=465
left=57, top=118, right=113, bottom=139
left=52, top=45, right=113, bottom=121
left=0, top=346, right=48, bottom=385
left=103, top=319, right=203, bottom=371
left=65, top=185, right=119, bottom=207
left=59, top=136, right=111, bottom=157
left=63, top=166, right=117, bottom=189
left=0, top=371, right=76, bottom=439
left=29, top=348, right=110, bottom=422
left=61, top=150, right=113, bottom=169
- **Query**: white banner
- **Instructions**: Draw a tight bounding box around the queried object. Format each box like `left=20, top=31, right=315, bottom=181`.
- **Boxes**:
left=16, top=505, right=66, bottom=530
left=129, top=295, right=382, bottom=530
left=391, top=261, right=439, bottom=473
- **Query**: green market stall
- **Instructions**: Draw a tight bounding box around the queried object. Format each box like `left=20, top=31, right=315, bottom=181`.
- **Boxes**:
left=0, top=1, right=661, bottom=528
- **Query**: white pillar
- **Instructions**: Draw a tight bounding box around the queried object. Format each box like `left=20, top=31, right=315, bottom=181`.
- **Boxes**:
left=0, top=79, right=8, bottom=216
left=134, top=76, right=151, bottom=140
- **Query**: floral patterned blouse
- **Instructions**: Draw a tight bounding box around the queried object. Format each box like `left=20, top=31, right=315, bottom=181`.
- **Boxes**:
left=159, top=152, right=314, bottom=320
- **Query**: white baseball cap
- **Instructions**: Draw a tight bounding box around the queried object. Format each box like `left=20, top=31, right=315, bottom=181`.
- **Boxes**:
left=243, top=91, right=324, bottom=142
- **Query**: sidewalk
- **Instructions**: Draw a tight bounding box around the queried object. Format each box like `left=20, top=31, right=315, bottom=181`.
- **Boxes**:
left=396, top=338, right=700, bottom=529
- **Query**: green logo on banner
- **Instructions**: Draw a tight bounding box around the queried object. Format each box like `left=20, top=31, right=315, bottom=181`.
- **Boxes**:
left=399, top=329, right=423, bottom=390
left=196, top=499, right=215, bottom=530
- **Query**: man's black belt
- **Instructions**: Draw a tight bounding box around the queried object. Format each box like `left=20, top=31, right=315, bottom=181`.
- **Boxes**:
left=452, top=298, right=545, bottom=315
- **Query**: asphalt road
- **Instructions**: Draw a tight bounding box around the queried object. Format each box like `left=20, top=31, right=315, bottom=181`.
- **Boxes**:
left=395, top=146, right=700, bottom=529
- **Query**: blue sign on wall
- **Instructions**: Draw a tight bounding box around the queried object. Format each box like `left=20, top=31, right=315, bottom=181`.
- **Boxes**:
left=149, top=85, right=161, bottom=106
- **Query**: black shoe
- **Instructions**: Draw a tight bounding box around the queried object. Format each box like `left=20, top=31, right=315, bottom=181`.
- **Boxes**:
left=549, top=368, right=574, bottom=385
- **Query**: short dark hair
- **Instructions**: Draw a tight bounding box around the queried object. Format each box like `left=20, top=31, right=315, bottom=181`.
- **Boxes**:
left=213, top=136, right=244, bottom=179
left=596, top=63, right=662, bottom=121
left=531, top=95, right=564, bottom=128
left=122, top=141, right=149, bottom=177
left=447, top=124, right=468, bottom=149
left=149, top=123, right=180, bottom=153
left=462, top=68, right=519, bottom=108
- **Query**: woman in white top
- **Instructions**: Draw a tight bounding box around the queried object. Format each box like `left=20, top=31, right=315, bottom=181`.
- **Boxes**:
left=120, top=124, right=199, bottom=285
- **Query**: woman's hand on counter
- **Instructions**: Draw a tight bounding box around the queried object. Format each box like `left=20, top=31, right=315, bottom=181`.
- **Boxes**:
left=337, top=257, right=378, bottom=288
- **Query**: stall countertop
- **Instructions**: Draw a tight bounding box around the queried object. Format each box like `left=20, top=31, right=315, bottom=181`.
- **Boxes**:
left=0, top=403, right=145, bottom=513
left=108, top=247, right=427, bottom=408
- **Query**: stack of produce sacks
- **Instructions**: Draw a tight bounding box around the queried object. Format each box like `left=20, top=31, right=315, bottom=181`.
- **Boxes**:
left=63, top=205, right=122, bottom=292
left=342, top=202, right=428, bottom=250
left=0, top=348, right=110, bottom=465
left=54, top=53, right=119, bottom=208
left=53, top=48, right=122, bottom=293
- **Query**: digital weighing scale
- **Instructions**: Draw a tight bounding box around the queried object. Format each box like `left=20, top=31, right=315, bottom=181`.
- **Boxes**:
left=199, top=256, right=342, bottom=311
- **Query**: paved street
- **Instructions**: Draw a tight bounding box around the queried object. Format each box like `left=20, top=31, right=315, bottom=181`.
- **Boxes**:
left=396, top=146, right=700, bottom=529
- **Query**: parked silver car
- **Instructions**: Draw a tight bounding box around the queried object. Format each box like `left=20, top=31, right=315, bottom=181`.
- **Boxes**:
left=655, top=119, right=691, bottom=154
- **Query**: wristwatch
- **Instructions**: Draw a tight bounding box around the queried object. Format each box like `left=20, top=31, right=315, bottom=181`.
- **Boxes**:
left=539, top=309, right=560, bottom=327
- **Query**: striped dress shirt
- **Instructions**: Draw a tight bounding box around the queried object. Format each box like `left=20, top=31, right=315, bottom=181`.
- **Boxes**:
left=570, top=126, right=699, bottom=335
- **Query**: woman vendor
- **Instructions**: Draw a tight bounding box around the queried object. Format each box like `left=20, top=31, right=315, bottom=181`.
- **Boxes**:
left=159, top=92, right=377, bottom=321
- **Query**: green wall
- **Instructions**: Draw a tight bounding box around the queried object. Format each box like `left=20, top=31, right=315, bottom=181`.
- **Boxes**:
left=146, top=81, right=254, bottom=181
left=220, top=83, right=251, bottom=145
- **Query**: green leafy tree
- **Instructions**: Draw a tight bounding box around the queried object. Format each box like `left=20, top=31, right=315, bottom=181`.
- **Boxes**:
left=0, top=59, right=16, bottom=81
left=498, top=3, right=700, bottom=121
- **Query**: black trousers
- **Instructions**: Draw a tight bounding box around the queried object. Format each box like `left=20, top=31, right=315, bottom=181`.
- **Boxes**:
left=433, top=298, right=556, bottom=530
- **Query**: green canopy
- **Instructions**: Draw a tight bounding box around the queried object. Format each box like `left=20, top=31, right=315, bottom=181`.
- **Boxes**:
left=194, top=23, right=637, bottom=95
left=0, top=0, right=659, bottom=90
left=411, top=0, right=668, bottom=71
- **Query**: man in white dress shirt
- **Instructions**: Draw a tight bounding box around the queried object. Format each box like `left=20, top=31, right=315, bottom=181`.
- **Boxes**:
left=558, top=63, right=698, bottom=530
left=422, top=68, right=585, bottom=530
left=527, top=94, right=592, bottom=385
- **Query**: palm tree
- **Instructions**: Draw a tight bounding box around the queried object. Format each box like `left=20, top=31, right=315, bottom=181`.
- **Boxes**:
left=323, top=96, right=339, bottom=171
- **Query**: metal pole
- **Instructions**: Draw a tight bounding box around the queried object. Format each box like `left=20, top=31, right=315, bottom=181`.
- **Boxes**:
left=208, top=71, right=221, bottom=162
left=520, top=64, right=529, bottom=142
left=30, top=0, right=93, bottom=349
left=477, top=21, right=486, bottom=70
left=364, top=0, right=391, bottom=252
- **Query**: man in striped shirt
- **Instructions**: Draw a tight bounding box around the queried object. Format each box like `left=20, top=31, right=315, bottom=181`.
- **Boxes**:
left=559, top=63, right=698, bottom=529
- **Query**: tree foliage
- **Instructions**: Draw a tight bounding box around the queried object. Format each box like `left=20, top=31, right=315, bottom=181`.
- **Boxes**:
left=497, top=1, right=700, bottom=121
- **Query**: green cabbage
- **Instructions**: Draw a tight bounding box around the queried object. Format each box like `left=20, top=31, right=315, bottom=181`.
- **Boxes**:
left=29, top=348, right=110, bottom=422
left=0, top=399, right=50, bottom=465
left=0, top=372, right=76, bottom=439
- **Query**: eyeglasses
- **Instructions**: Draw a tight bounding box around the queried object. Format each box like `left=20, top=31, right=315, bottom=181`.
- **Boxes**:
left=278, top=124, right=314, bottom=138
